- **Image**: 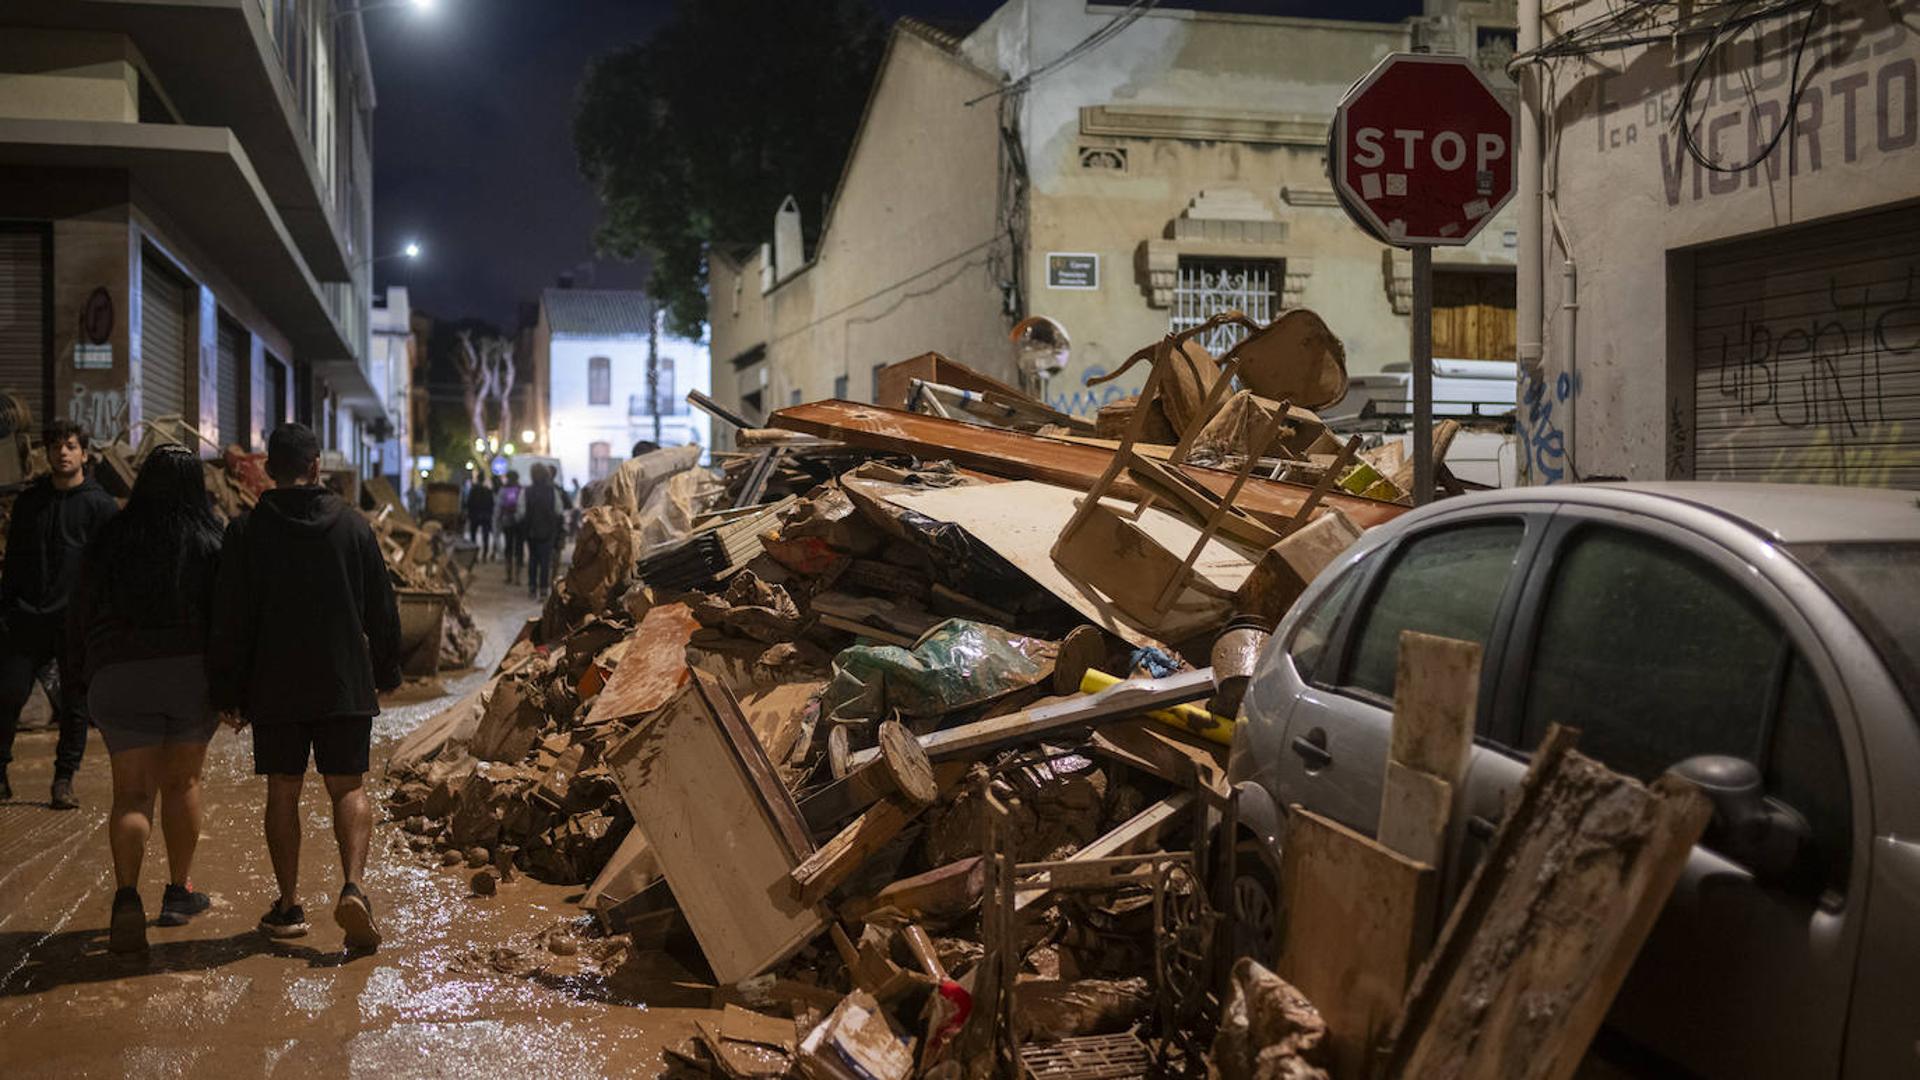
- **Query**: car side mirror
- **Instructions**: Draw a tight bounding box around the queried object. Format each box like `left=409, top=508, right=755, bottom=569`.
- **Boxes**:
left=1670, top=755, right=1810, bottom=884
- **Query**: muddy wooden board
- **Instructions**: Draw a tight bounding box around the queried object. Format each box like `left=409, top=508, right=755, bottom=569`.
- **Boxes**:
left=585, top=602, right=700, bottom=725
left=886, top=480, right=1254, bottom=647
left=769, top=400, right=1406, bottom=530
left=605, top=668, right=825, bottom=982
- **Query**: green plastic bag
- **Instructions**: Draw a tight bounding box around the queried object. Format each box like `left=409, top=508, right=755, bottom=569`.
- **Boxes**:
left=822, top=618, right=1051, bottom=724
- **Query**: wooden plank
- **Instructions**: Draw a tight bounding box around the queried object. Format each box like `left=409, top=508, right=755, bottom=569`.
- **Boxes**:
left=840, top=856, right=985, bottom=923
left=585, top=603, right=700, bottom=725
left=1389, top=630, right=1480, bottom=783
left=789, top=761, right=971, bottom=907
left=769, top=399, right=1407, bottom=530
left=1381, top=728, right=1712, bottom=1080
left=604, top=669, right=825, bottom=983
left=1087, top=717, right=1229, bottom=797
left=1277, top=807, right=1435, bottom=1080
left=1376, top=761, right=1452, bottom=868
left=1012, top=790, right=1194, bottom=911
left=843, top=668, right=1216, bottom=771
left=580, top=827, right=659, bottom=911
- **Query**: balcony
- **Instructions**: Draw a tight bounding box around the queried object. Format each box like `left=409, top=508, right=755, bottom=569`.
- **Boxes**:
left=5, top=0, right=360, bottom=282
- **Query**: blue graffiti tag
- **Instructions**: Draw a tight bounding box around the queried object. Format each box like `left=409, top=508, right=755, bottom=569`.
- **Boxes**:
left=1048, top=364, right=1138, bottom=418
left=1522, top=370, right=1578, bottom=484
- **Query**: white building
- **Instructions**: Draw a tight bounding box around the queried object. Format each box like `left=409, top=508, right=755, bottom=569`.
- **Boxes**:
left=534, top=289, right=710, bottom=485
left=368, top=285, right=415, bottom=493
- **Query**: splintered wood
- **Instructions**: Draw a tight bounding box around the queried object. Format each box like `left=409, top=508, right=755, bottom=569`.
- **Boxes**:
left=1380, top=727, right=1712, bottom=1080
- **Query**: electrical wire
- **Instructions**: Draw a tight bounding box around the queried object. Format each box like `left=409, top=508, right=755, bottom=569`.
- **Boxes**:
left=1674, top=1, right=1823, bottom=173
left=965, top=0, right=1160, bottom=106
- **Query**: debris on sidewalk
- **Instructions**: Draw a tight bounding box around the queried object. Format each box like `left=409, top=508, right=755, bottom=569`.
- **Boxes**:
left=380, top=318, right=1509, bottom=1074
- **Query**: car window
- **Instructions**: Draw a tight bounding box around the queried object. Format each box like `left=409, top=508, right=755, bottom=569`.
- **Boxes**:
left=1287, top=551, right=1371, bottom=685
left=1522, top=526, right=1779, bottom=779
left=1767, top=654, right=1852, bottom=895
left=1343, top=521, right=1525, bottom=700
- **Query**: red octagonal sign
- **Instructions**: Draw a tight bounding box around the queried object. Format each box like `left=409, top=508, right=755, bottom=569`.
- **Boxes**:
left=1334, top=53, right=1515, bottom=247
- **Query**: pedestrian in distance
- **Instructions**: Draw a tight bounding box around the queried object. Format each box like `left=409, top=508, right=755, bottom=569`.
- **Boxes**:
left=497, top=469, right=524, bottom=585
left=208, top=423, right=402, bottom=952
left=465, top=475, right=495, bottom=563
left=69, top=445, right=223, bottom=952
left=522, top=464, right=564, bottom=601
left=0, top=418, right=117, bottom=809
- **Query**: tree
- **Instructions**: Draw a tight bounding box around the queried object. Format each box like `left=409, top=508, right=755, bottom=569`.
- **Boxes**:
left=455, top=330, right=517, bottom=446
left=574, top=0, right=885, bottom=338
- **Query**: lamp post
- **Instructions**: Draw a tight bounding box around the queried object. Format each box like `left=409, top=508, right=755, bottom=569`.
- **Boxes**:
left=356, top=241, right=422, bottom=271
left=333, top=0, right=434, bottom=21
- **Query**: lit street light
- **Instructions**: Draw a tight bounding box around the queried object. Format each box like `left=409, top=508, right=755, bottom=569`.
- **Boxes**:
left=357, top=240, right=422, bottom=271
left=334, top=0, right=434, bottom=21
left=520, top=429, right=536, bottom=444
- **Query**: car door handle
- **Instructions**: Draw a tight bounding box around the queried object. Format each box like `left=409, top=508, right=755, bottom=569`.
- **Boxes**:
left=1290, top=735, right=1333, bottom=768
left=1466, top=814, right=1499, bottom=841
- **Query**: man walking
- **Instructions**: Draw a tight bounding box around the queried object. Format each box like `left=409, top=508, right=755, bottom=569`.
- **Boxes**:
left=209, top=424, right=401, bottom=950
left=465, top=476, right=495, bottom=562
left=522, top=464, right=563, bottom=600
left=0, top=419, right=117, bottom=808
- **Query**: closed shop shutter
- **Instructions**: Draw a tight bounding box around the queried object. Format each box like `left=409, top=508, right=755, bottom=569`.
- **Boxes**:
left=217, top=317, right=244, bottom=449
left=1691, top=203, right=1920, bottom=488
left=0, top=229, right=48, bottom=426
left=140, top=256, right=190, bottom=423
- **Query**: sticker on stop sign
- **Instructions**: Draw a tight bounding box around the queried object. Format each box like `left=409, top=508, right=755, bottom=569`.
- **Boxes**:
left=1333, top=52, right=1516, bottom=247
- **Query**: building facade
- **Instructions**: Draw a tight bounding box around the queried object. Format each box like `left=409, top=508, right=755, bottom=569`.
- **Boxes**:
left=368, top=285, right=413, bottom=492
left=533, top=289, right=711, bottom=485
left=0, top=0, right=389, bottom=468
left=1512, top=0, right=1919, bottom=488
left=708, top=2, right=1523, bottom=450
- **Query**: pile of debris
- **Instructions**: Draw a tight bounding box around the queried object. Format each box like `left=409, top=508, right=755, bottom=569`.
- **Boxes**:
left=387, top=311, right=1649, bottom=1076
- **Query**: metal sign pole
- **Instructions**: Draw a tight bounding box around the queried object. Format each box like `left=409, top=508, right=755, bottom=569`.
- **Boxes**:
left=1411, top=244, right=1434, bottom=505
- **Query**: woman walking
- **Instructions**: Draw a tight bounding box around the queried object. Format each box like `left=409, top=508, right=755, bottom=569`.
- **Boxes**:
left=68, top=445, right=224, bottom=953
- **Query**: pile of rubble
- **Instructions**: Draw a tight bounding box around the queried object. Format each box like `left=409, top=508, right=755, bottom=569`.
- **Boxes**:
left=384, top=312, right=1676, bottom=1077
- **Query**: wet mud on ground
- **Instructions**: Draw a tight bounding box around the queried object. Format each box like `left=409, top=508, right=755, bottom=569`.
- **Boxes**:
left=0, top=570, right=707, bottom=1078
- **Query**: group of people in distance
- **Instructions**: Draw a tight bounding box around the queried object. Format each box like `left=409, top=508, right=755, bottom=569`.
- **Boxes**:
left=0, top=420, right=402, bottom=954
left=460, top=462, right=572, bottom=599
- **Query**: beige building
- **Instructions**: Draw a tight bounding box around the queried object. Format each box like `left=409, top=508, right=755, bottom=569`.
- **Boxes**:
left=0, top=1, right=384, bottom=467
left=709, top=2, right=1523, bottom=449
left=1511, top=0, right=1920, bottom=488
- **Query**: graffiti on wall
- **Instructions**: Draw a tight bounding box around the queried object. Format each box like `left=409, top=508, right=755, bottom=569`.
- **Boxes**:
left=1591, top=9, right=1915, bottom=206
left=68, top=384, right=127, bottom=439
left=1699, top=263, right=1919, bottom=482
left=1047, top=363, right=1137, bottom=418
left=1521, top=369, right=1578, bottom=484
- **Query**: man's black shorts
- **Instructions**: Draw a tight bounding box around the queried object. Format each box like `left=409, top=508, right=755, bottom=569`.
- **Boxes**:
left=251, top=718, right=374, bottom=776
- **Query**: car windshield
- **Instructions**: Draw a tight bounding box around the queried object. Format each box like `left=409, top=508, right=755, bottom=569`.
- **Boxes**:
left=1789, top=541, right=1920, bottom=713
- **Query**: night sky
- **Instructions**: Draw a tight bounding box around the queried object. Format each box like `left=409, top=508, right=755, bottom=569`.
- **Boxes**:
left=366, top=0, right=1418, bottom=332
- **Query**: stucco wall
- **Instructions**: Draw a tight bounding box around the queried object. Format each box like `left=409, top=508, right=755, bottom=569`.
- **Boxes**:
left=547, top=334, right=711, bottom=484
left=1528, top=0, right=1919, bottom=484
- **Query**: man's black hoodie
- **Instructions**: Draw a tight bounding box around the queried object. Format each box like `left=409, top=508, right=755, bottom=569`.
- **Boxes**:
left=208, top=485, right=402, bottom=723
left=0, top=475, right=118, bottom=616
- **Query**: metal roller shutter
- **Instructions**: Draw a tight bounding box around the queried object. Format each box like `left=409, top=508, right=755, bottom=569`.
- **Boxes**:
left=217, top=317, right=244, bottom=448
left=140, top=256, right=190, bottom=423
left=0, top=229, right=48, bottom=426
left=1691, top=203, right=1920, bottom=488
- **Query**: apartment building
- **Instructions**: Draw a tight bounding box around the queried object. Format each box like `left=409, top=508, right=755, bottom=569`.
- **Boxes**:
left=0, top=0, right=387, bottom=464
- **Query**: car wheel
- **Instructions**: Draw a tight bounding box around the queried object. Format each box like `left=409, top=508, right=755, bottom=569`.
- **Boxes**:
left=1229, top=840, right=1281, bottom=967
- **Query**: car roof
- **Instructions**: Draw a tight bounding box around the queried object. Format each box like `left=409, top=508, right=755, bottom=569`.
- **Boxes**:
left=1425, top=482, right=1920, bottom=544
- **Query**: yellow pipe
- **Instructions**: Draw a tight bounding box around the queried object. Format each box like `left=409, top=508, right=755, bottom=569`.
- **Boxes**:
left=1080, top=668, right=1236, bottom=747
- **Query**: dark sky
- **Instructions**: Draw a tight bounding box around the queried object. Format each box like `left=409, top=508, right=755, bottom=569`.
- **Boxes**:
left=366, top=1, right=1418, bottom=332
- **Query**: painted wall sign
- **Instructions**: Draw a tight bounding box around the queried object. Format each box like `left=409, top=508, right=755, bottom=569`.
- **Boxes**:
left=74, top=344, right=112, bottom=370
left=1046, top=252, right=1100, bottom=290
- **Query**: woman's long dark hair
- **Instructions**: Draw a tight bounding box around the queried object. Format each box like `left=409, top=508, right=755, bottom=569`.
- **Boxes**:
left=90, top=445, right=224, bottom=628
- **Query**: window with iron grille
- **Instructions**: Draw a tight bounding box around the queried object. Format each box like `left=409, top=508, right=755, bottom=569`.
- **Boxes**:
left=1170, top=257, right=1282, bottom=355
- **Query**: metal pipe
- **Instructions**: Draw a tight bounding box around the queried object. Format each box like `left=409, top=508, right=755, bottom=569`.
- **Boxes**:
left=1412, top=245, right=1434, bottom=504
left=1516, top=0, right=1544, bottom=480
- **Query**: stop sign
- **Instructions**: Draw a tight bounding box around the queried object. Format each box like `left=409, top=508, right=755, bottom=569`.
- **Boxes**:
left=1333, top=53, right=1515, bottom=247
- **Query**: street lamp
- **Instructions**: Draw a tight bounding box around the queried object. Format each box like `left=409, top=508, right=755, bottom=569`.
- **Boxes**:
left=334, top=0, right=433, bottom=21
left=355, top=241, right=422, bottom=271
left=519, top=429, right=535, bottom=444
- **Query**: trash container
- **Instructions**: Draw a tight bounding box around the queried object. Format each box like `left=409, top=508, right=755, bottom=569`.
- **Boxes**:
left=395, top=588, right=451, bottom=679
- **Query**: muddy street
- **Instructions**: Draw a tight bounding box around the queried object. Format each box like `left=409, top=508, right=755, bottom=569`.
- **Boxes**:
left=0, top=571, right=703, bottom=1079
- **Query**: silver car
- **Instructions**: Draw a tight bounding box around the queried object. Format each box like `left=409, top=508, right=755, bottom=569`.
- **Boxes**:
left=1228, top=482, right=1919, bottom=1079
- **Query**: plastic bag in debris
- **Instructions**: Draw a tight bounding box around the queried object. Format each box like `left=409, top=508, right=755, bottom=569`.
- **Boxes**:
left=821, top=618, right=1051, bottom=724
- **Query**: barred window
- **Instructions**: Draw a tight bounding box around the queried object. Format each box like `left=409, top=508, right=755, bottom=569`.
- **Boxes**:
left=1170, top=257, right=1281, bottom=355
